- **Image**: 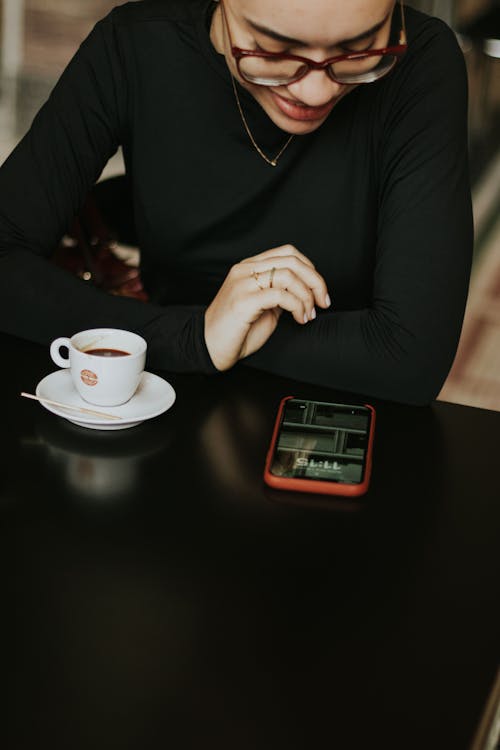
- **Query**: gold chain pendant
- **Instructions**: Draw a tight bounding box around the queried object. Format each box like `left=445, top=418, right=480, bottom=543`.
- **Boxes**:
left=230, top=76, right=294, bottom=167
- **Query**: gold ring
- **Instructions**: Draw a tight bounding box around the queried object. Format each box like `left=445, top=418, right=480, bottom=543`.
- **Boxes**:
left=252, top=270, right=264, bottom=290
left=269, top=267, right=276, bottom=288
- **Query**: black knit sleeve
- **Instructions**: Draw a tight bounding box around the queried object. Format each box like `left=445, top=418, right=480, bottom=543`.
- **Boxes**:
left=0, top=11, right=216, bottom=374
left=246, top=18, right=473, bottom=405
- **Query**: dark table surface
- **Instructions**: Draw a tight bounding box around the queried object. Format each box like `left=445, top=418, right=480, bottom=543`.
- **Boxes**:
left=2, top=332, right=499, bottom=750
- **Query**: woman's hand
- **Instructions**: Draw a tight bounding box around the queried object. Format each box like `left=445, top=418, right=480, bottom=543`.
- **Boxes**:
left=204, top=244, right=331, bottom=371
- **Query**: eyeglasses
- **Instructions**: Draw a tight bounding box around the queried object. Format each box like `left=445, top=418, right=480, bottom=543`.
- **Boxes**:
left=220, top=0, right=407, bottom=87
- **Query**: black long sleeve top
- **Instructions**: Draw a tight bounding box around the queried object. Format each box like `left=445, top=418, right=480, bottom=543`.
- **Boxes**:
left=0, top=0, right=473, bottom=404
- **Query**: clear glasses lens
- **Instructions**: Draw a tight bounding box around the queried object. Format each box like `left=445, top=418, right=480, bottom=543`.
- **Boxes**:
left=330, top=54, right=397, bottom=83
left=239, top=53, right=398, bottom=86
left=239, top=57, right=308, bottom=86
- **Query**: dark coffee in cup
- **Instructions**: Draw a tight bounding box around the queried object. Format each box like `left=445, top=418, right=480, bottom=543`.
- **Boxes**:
left=84, top=348, right=130, bottom=357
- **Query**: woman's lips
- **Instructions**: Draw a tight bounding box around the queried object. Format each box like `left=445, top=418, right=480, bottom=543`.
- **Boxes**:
left=270, top=91, right=337, bottom=121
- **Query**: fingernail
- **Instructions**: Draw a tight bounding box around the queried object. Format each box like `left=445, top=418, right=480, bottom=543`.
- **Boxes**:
left=325, top=294, right=331, bottom=307
left=303, top=312, right=308, bottom=324
left=310, top=307, right=317, bottom=320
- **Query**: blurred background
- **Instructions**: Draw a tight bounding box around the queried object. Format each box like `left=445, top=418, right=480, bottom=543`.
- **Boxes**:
left=0, top=0, right=499, bottom=410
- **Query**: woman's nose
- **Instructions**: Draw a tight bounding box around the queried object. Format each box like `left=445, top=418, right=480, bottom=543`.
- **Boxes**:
left=286, top=69, right=344, bottom=106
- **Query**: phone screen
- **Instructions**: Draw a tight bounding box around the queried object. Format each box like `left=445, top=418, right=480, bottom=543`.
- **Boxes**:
left=269, top=399, right=373, bottom=485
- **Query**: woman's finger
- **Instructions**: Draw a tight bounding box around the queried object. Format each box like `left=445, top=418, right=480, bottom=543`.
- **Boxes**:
left=245, top=256, right=330, bottom=309
left=250, top=286, right=312, bottom=326
left=248, top=267, right=316, bottom=320
left=242, top=243, right=315, bottom=269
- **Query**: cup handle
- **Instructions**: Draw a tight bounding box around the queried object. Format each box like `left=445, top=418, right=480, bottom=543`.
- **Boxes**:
left=50, top=337, right=72, bottom=368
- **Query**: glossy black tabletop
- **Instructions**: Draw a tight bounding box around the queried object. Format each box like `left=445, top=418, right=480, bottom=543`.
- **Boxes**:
left=2, top=332, right=499, bottom=750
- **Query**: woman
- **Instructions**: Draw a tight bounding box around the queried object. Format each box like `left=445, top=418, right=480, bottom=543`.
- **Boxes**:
left=0, top=0, right=472, bottom=404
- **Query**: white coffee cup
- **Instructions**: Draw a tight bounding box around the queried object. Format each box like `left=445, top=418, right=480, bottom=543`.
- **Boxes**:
left=50, top=328, right=147, bottom=406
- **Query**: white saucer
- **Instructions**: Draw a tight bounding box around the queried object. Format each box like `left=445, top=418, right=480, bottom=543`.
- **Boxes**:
left=36, top=370, right=176, bottom=430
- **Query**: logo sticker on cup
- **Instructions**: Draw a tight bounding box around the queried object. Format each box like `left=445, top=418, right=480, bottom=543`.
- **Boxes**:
left=80, top=369, right=98, bottom=386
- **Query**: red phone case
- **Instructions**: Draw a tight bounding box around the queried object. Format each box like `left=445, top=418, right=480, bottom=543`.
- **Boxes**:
left=263, top=396, right=376, bottom=497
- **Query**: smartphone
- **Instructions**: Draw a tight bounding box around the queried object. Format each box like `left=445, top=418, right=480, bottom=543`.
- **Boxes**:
left=264, top=397, right=376, bottom=497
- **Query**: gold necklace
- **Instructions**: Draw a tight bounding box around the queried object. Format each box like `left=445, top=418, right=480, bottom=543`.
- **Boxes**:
left=230, top=76, right=294, bottom=167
